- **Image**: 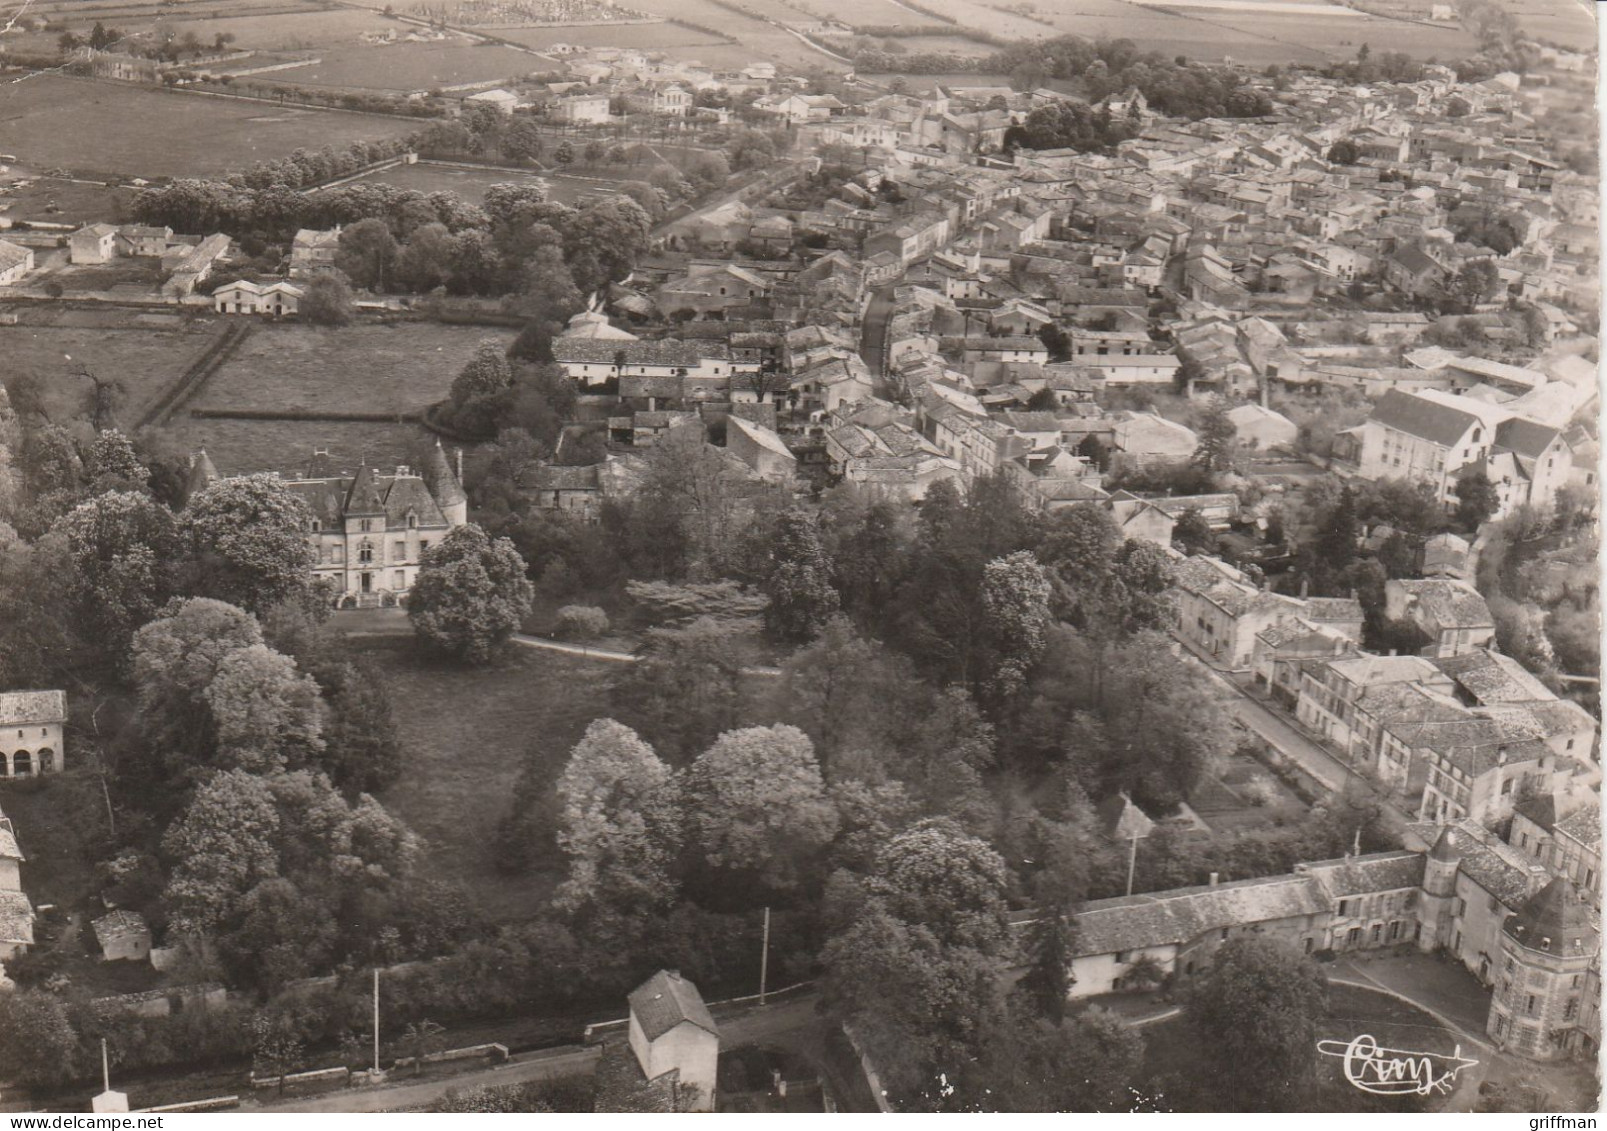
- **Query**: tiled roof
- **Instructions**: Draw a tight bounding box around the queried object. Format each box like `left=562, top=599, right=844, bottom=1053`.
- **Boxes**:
left=629, top=970, right=718, bottom=1041
left=1416, top=819, right=1544, bottom=907
left=1305, top=851, right=1425, bottom=897
left=1554, top=802, right=1600, bottom=850
left=1393, top=579, right=1494, bottom=630
left=1494, top=416, right=1561, bottom=460
left=0, top=241, right=30, bottom=272
left=0, top=691, right=65, bottom=726
left=555, top=339, right=724, bottom=366
left=1303, top=597, right=1363, bottom=623
left=1505, top=878, right=1597, bottom=954
left=1369, top=389, right=1478, bottom=447
left=1059, top=871, right=1332, bottom=957
left=0, top=890, right=32, bottom=947
left=92, top=910, right=149, bottom=947
left=1431, top=649, right=1554, bottom=705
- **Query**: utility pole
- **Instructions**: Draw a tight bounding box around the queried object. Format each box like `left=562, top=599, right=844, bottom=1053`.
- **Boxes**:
left=1125, top=834, right=1139, bottom=898
left=372, top=968, right=380, bottom=1075
left=102, top=1039, right=110, bottom=1094
left=758, top=906, right=771, bottom=1006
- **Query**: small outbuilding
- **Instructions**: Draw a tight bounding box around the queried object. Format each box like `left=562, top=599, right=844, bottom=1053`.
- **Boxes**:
left=92, top=910, right=152, bottom=963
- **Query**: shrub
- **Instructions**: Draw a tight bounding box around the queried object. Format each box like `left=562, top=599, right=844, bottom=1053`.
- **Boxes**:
left=553, top=605, right=609, bottom=641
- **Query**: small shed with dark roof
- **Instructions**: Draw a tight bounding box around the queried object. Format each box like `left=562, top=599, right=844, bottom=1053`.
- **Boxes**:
left=627, top=970, right=719, bottom=1111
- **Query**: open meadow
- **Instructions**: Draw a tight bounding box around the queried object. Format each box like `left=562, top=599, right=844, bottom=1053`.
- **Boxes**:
left=622, top=0, right=851, bottom=67
left=192, top=322, right=503, bottom=417
left=0, top=321, right=223, bottom=423
left=492, top=20, right=712, bottom=48
left=359, top=639, right=615, bottom=923
left=271, top=41, right=550, bottom=93
left=163, top=416, right=437, bottom=476
left=0, top=75, right=421, bottom=179
left=0, top=173, right=135, bottom=227
left=167, top=8, right=403, bottom=50
left=795, top=0, right=953, bottom=27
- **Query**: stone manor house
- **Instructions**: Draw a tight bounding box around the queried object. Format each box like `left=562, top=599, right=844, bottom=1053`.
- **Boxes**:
left=187, top=445, right=467, bottom=607
left=1026, top=816, right=1601, bottom=1064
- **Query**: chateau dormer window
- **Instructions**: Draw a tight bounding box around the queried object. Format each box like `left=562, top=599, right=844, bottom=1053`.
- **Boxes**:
left=407, top=513, right=418, bottom=529
left=311, top=520, right=321, bottom=532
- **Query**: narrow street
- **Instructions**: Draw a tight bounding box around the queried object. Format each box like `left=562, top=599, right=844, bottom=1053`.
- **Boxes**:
left=257, top=997, right=828, bottom=1114
left=1173, top=634, right=1414, bottom=835
left=858, top=285, right=896, bottom=378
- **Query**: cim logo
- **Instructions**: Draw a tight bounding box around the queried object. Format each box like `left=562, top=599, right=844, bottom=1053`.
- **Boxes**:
left=1317, top=1034, right=1479, bottom=1097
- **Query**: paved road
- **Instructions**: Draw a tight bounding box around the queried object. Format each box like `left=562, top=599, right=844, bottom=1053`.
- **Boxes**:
left=259, top=1047, right=602, bottom=1113
left=262, top=997, right=825, bottom=1113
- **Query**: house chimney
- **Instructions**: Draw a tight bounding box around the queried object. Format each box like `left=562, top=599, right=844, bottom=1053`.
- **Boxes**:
left=455, top=447, right=464, bottom=483
left=1388, top=648, right=1397, bottom=657
left=1208, top=872, right=1219, bottom=887
left=1300, top=578, right=1309, bottom=598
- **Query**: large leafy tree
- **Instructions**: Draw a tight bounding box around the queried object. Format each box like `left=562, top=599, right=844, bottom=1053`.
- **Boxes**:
left=1190, top=398, right=1238, bottom=474
left=407, top=524, right=533, bottom=664
left=132, top=597, right=266, bottom=765
left=203, top=644, right=325, bottom=773
left=552, top=719, right=679, bottom=915
left=1454, top=470, right=1500, bottom=531
left=614, top=616, right=751, bottom=763
left=1183, top=938, right=1329, bottom=1109
left=977, top=1008, right=1143, bottom=1111
left=162, top=768, right=282, bottom=935
left=54, top=490, right=179, bottom=653
left=683, top=724, right=839, bottom=896
left=762, top=508, right=840, bottom=644
left=180, top=474, right=317, bottom=614
left=980, top=551, right=1052, bottom=701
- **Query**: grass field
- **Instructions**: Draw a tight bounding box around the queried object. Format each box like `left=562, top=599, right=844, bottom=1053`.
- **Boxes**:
left=0, top=174, right=135, bottom=227
left=168, top=8, right=402, bottom=49
left=0, top=76, right=422, bottom=179
left=1178, top=7, right=1481, bottom=58
left=800, top=0, right=953, bottom=26
left=1139, top=982, right=1452, bottom=1112
left=163, top=415, right=436, bottom=475
left=0, top=322, right=223, bottom=423
left=625, top=0, right=850, bottom=67
left=275, top=42, right=547, bottom=93
left=352, top=160, right=627, bottom=205
left=194, top=322, right=504, bottom=417
left=491, top=21, right=718, bottom=48
left=356, top=638, right=614, bottom=923
left=874, top=33, right=994, bottom=53
left=881, top=0, right=1057, bottom=38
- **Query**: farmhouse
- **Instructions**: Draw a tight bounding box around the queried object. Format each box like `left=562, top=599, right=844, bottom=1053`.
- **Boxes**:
left=555, top=92, right=611, bottom=124
left=0, top=240, right=33, bottom=286
left=725, top=415, right=796, bottom=484
left=212, top=280, right=304, bottom=317
left=0, top=690, right=66, bottom=776
left=290, top=228, right=342, bottom=277
left=554, top=338, right=737, bottom=388
left=162, top=233, right=232, bottom=298
left=69, top=223, right=118, bottom=265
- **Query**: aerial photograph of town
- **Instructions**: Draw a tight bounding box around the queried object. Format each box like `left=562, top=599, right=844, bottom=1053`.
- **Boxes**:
left=0, top=0, right=1598, bottom=1115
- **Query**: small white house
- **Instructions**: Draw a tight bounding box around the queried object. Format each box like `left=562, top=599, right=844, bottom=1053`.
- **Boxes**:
left=1226, top=402, right=1298, bottom=450
left=627, top=970, right=719, bottom=1111
left=0, top=240, right=34, bottom=286
left=69, top=223, right=118, bottom=265
left=212, top=279, right=303, bottom=316
left=93, top=910, right=152, bottom=963
left=466, top=87, right=521, bottom=114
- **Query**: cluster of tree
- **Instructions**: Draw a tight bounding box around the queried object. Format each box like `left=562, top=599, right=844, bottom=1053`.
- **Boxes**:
left=989, top=36, right=1273, bottom=120
left=131, top=178, right=653, bottom=299
left=1004, top=102, right=1139, bottom=154
left=1321, top=42, right=1426, bottom=86
left=230, top=139, right=414, bottom=194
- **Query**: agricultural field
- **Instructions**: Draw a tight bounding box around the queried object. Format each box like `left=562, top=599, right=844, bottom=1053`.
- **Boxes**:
left=0, top=75, right=421, bottom=179
left=624, top=0, right=851, bottom=68
left=0, top=321, right=223, bottom=423
left=164, top=415, right=436, bottom=476
left=0, top=173, right=135, bottom=227
left=878, top=0, right=1058, bottom=40
left=167, top=8, right=404, bottom=50
left=1184, top=8, right=1480, bottom=59
left=873, top=33, right=995, bottom=54
left=794, top=0, right=953, bottom=27
left=271, top=41, right=548, bottom=93
left=192, top=322, right=503, bottom=418
left=361, top=639, right=614, bottom=922
left=491, top=20, right=717, bottom=48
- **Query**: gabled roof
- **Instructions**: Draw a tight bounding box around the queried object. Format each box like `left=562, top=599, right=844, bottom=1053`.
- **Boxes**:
left=629, top=970, right=718, bottom=1041
left=1369, top=389, right=1479, bottom=447
left=1494, top=416, right=1561, bottom=460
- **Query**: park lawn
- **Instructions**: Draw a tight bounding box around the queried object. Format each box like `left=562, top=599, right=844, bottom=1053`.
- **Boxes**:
left=1138, top=982, right=1455, bottom=1112
left=0, top=76, right=421, bottom=180
left=351, top=161, right=554, bottom=205
left=194, top=322, right=508, bottom=417
left=0, top=322, right=223, bottom=423
left=357, top=638, right=614, bottom=924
